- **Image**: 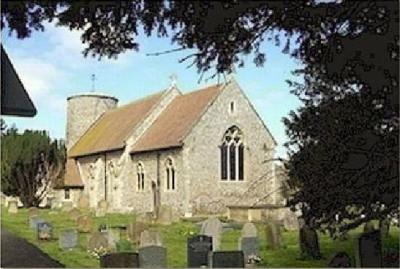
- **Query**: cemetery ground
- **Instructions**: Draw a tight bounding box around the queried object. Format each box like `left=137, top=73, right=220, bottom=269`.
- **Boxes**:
left=1, top=206, right=399, bottom=268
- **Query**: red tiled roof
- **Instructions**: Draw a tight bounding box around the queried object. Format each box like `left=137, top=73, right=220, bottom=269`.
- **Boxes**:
left=68, top=91, right=165, bottom=157
left=131, top=84, right=223, bottom=153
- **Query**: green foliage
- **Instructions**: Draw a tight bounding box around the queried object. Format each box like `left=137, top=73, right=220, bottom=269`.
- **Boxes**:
left=116, top=239, right=134, bottom=252
left=1, top=127, right=66, bottom=207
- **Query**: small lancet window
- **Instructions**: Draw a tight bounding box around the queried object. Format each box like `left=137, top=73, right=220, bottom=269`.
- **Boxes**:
left=137, top=163, right=145, bottom=191
left=230, top=101, right=235, bottom=113
left=166, top=158, right=176, bottom=190
left=220, top=126, right=244, bottom=181
left=64, top=188, right=70, bottom=200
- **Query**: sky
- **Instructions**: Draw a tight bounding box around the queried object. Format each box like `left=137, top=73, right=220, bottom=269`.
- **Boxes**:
left=2, top=22, right=302, bottom=158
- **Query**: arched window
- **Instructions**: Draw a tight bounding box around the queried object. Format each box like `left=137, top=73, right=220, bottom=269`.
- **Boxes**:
left=220, top=126, right=244, bottom=181
left=137, top=163, right=145, bottom=191
left=166, top=158, right=176, bottom=190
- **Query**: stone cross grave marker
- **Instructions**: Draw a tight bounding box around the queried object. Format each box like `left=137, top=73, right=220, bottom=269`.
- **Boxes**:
left=139, top=245, right=167, bottom=268
left=87, top=231, right=109, bottom=252
left=29, top=216, right=46, bottom=230
left=127, top=221, right=147, bottom=244
left=37, top=222, right=53, bottom=241
left=100, top=252, right=139, bottom=268
left=354, top=230, right=382, bottom=267
left=299, top=225, right=321, bottom=259
left=187, top=235, right=212, bottom=268
left=265, top=221, right=282, bottom=250
left=328, top=251, right=352, bottom=267
left=139, top=230, right=163, bottom=248
left=209, top=251, right=245, bottom=268
left=200, top=217, right=222, bottom=250
left=77, top=215, right=93, bottom=233
left=59, top=229, right=78, bottom=250
left=8, top=200, right=18, bottom=214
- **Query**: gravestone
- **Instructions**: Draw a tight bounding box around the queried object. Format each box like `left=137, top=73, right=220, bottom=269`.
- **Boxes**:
left=78, top=195, right=90, bottom=209
left=283, top=210, right=299, bottom=231
left=139, top=230, right=163, bottom=248
left=187, top=235, right=212, bottom=267
left=241, top=222, right=258, bottom=238
left=299, top=225, right=321, bottom=259
left=379, top=219, right=390, bottom=237
left=157, top=205, right=173, bottom=225
left=8, top=200, right=18, bottom=214
left=328, top=252, right=352, bottom=267
left=138, top=245, right=167, bottom=268
left=240, top=237, right=260, bottom=264
left=29, top=216, right=46, bottom=230
left=200, top=217, right=222, bottom=250
left=354, top=230, right=382, bottom=267
left=87, top=231, right=109, bottom=252
left=68, top=207, right=81, bottom=221
left=209, top=251, right=245, bottom=268
left=96, top=200, right=108, bottom=217
left=61, top=201, right=73, bottom=212
left=28, top=207, right=39, bottom=218
left=37, top=222, right=53, bottom=240
left=59, top=229, right=78, bottom=250
left=105, top=229, right=120, bottom=250
left=100, top=252, right=139, bottom=268
left=77, top=215, right=93, bottom=233
left=265, top=221, right=282, bottom=250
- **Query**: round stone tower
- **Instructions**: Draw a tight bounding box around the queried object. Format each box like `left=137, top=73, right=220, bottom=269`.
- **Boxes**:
left=66, top=92, right=118, bottom=151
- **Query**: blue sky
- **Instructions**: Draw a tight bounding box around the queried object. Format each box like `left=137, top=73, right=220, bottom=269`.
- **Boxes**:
left=2, top=22, right=301, bottom=158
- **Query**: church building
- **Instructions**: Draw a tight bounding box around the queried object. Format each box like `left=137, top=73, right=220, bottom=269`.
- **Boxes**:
left=58, top=78, right=281, bottom=217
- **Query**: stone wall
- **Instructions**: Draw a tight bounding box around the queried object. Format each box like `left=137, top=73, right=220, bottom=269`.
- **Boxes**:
left=66, top=93, right=118, bottom=150
left=183, top=80, right=278, bottom=215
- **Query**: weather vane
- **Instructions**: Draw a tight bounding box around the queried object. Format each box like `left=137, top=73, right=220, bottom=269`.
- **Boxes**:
left=91, top=74, right=96, bottom=92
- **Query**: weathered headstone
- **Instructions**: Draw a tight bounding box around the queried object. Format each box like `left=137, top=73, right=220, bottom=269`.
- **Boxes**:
left=96, top=200, right=108, bottom=217
left=200, top=217, right=222, bottom=250
left=59, top=229, right=78, bottom=250
left=209, top=251, right=245, bottom=268
left=100, top=252, right=139, bottom=268
left=105, top=229, right=120, bottom=250
left=68, top=207, right=81, bottom=221
left=283, top=210, right=299, bottom=231
left=265, top=221, right=282, bottom=250
left=28, top=207, right=39, bottom=218
left=138, top=245, right=167, bottom=268
left=299, top=225, right=321, bottom=259
left=187, top=235, right=212, bottom=268
left=29, top=216, right=46, bottom=230
left=127, top=222, right=148, bottom=244
left=37, top=222, right=53, bottom=240
left=8, top=200, right=18, bottom=214
left=379, top=219, right=390, bottom=237
left=77, top=215, right=93, bottom=233
left=78, top=195, right=90, bottom=209
left=241, top=222, right=258, bottom=238
left=328, top=252, right=352, bottom=267
left=87, top=231, right=109, bottom=252
left=139, top=230, right=163, bottom=248
left=240, top=237, right=260, bottom=264
left=61, top=201, right=74, bottom=212
left=354, top=230, right=382, bottom=267
left=157, top=205, right=173, bottom=225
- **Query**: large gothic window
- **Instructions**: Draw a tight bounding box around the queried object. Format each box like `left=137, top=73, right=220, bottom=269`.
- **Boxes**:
left=166, top=158, right=176, bottom=190
left=220, top=126, right=244, bottom=181
left=137, top=163, right=145, bottom=191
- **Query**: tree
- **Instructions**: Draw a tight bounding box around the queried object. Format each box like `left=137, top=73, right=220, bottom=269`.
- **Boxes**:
left=1, top=1, right=398, bottom=231
left=1, top=127, right=66, bottom=207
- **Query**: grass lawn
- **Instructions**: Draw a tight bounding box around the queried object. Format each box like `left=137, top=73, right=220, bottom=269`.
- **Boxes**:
left=1, top=206, right=399, bottom=267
